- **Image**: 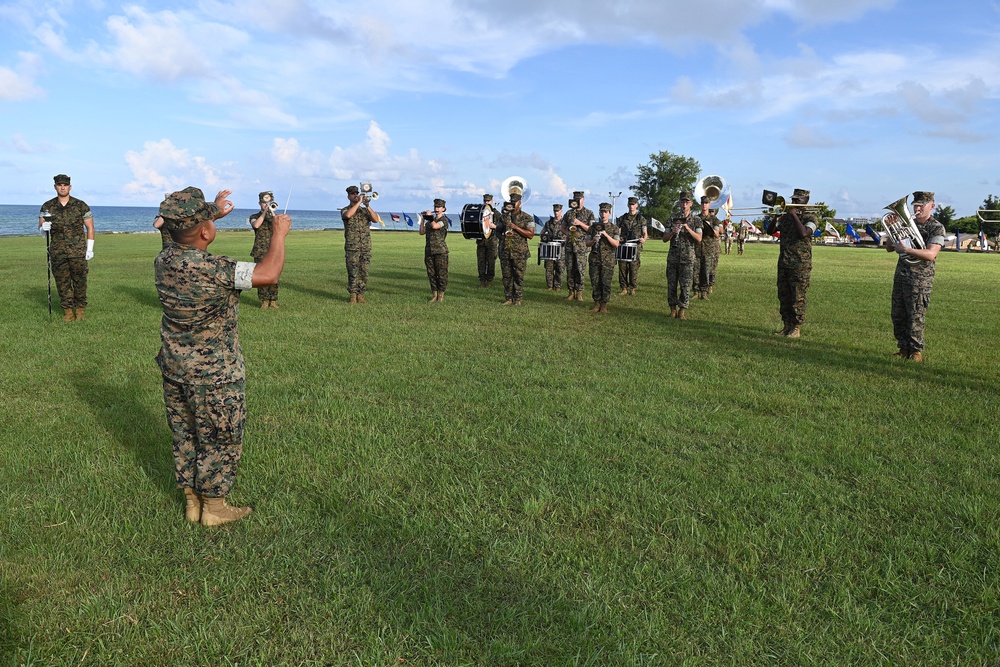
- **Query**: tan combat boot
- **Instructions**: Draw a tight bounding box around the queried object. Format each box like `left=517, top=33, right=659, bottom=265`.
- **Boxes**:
left=430, top=291, right=439, bottom=303
left=200, top=496, right=252, bottom=527
left=437, top=292, right=445, bottom=303
left=260, top=301, right=269, bottom=309
left=63, top=308, right=76, bottom=322
left=892, top=349, right=909, bottom=358
left=349, top=294, right=357, bottom=304
left=786, top=327, right=801, bottom=339
left=670, top=307, right=677, bottom=318
left=599, top=301, right=608, bottom=313
left=619, top=288, right=628, bottom=296
left=356, top=294, right=367, bottom=304
left=773, top=324, right=789, bottom=336
left=270, top=301, right=278, bottom=309
left=502, top=299, right=513, bottom=306
left=589, top=302, right=601, bottom=313
left=183, top=487, right=201, bottom=523
left=908, top=351, right=923, bottom=362
left=75, top=307, right=85, bottom=321
left=565, top=291, right=575, bottom=301
left=677, top=308, right=687, bottom=320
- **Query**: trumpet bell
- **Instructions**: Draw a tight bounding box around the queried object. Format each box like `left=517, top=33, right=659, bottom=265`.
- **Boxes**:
left=359, top=182, right=378, bottom=200
left=500, top=175, right=531, bottom=203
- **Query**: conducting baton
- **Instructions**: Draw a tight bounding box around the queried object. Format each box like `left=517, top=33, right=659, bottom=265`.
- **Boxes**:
left=45, top=230, right=52, bottom=317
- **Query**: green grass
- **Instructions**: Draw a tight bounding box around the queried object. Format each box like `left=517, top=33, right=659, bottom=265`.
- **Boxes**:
left=1, top=231, right=997, bottom=665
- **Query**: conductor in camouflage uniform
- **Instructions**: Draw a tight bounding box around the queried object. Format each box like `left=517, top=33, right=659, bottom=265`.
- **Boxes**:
left=736, top=221, right=748, bottom=255
left=496, top=193, right=535, bottom=305
left=616, top=196, right=647, bottom=296
left=886, top=191, right=944, bottom=361
left=155, top=187, right=290, bottom=526
left=38, top=174, right=96, bottom=322
left=540, top=203, right=567, bottom=291
left=587, top=202, right=621, bottom=313
left=693, top=196, right=722, bottom=299
left=420, top=198, right=450, bottom=302
left=562, top=190, right=595, bottom=301
left=767, top=188, right=818, bottom=338
left=250, top=191, right=280, bottom=309
left=662, top=191, right=702, bottom=319
left=341, top=185, right=379, bottom=303
left=476, top=194, right=500, bottom=287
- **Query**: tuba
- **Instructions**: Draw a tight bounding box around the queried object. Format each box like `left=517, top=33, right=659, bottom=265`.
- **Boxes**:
left=694, top=175, right=730, bottom=208
left=500, top=176, right=531, bottom=204
left=881, top=196, right=925, bottom=265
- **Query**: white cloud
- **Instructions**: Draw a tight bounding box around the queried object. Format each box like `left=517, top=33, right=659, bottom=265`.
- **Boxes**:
left=123, top=139, right=238, bottom=200
left=0, top=53, right=44, bottom=101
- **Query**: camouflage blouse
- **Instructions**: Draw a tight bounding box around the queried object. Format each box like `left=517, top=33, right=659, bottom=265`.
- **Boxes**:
left=39, top=196, right=92, bottom=258
left=777, top=212, right=818, bottom=268
left=564, top=206, right=596, bottom=253
left=424, top=216, right=449, bottom=256
left=498, top=210, right=535, bottom=259
left=155, top=244, right=254, bottom=385
left=894, top=219, right=946, bottom=286
left=588, top=222, right=621, bottom=267
left=616, top=212, right=647, bottom=243
left=251, top=213, right=273, bottom=259
left=667, top=212, right=700, bottom=264
left=341, top=206, right=372, bottom=251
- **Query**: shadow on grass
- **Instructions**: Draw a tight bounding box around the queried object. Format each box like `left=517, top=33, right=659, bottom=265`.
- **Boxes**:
left=279, top=280, right=341, bottom=302
left=71, top=372, right=176, bottom=498
left=117, top=284, right=161, bottom=309
left=0, top=581, right=22, bottom=666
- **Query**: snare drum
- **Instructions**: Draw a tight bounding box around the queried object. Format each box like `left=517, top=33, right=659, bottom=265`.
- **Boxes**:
left=615, top=241, right=639, bottom=263
left=539, top=240, right=564, bottom=262
left=460, top=204, right=493, bottom=240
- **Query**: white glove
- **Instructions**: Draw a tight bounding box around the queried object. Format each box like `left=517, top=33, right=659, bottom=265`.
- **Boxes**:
left=40, top=221, right=51, bottom=232
left=85, top=239, right=94, bottom=261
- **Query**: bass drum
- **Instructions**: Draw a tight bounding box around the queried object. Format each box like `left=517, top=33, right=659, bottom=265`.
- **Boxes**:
left=460, top=204, right=493, bottom=240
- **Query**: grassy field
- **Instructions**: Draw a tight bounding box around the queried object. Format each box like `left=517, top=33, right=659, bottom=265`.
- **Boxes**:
left=1, top=230, right=997, bottom=666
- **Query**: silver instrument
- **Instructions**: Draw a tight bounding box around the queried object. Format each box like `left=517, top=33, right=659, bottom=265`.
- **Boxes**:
left=359, top=182, right=379, bottom=201
left=881, top=195, right=925, bottom=265
left=500, top=176, right=530, bottom=204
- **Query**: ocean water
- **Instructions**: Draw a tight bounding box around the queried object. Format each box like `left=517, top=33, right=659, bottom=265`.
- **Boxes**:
left=0, top=205, right=435, bottom=237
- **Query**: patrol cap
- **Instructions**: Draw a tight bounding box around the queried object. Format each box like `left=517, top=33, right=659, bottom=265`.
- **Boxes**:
left=259, top=190, right=274, bottom=203
left=678, top=191, right=693, bottom=202
left=553, top=203, right=563, bottom=211
left=599, top=202, right=612, bottom=213
left=346, top=185, right=359, bottom=195
left=53, top=174, right=71, bottom=185
left=433, top=198, right=446, bottom=209
left=792, top=188, right=810, bottom=203
left=483, top=194, right=494, bottom=202
left=509, top=193, right=522, bottom=203
left=700, top=195, right=711, bottom=204
left=627, top=196, right=639, bottom=205
left=572, top=190, right=585, bottom=199
left=158, top=187, right=219, bottom=232
left=912, top=191, right=935, bottom=205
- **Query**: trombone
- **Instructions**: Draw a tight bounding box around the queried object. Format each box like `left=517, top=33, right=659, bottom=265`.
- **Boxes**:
left=976, top=209, right=1000, bottom=223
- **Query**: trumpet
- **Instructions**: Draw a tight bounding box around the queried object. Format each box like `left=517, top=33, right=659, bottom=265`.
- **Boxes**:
left=881, top=195, right=925, bottom=266
left=359, top=182, right=379, bottom=202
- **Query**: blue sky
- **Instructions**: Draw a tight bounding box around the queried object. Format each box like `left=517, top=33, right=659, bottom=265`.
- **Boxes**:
left=2, top=0, right=998, bottom=219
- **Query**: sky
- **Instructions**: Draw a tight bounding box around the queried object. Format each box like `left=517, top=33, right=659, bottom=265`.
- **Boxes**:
left=1, top=0, right=999, bottom=219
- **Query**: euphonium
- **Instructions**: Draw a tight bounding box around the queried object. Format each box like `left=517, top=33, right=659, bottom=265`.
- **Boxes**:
left=881, top=196, right=925, bottom=266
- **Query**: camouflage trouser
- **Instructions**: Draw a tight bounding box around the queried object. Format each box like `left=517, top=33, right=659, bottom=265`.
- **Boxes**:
left=891, top=280, right=932, bottom=352
left=544, top=257, right=564, bottom=289
left=345, top=246, right=371, bottom=295
left=162, top=378, right=246, bottom=498
left=693, top=247, right=706, bottom=293
left=565, top=249, right=587, bottom=292
left=777, top=264, right=811, bottom=326
left=705, top=248, right=720, bottom=288
left=618, top=252, right=641, bottom=290
left=666, top=260, right=693, bottom=309
left=477, top=239, right=498, bottom=282
left=50, top=254, right=88, bottom=309
left=425, top=252, right=449, bottom=292
left=737, top=239, right=745, bottom=255
left=252, top=253, right=278, bottom=302
left=724, top=237, right=733, bottom=254
left=589, top=259, right=614, bottom=304
left=500, top=253, right=527, bottom=302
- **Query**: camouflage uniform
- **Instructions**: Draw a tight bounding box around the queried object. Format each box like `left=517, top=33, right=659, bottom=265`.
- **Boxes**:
left=424, top=212, right=449, bottom=294
left=666, top=211, right=700, bottom=310
left=341, top=205, right=372, bottom=297
left=40, top=194, right=92, bottom=310
left=539, top=214, right=566, bottom=290
left=616, top=211, right=647, bottom=292
left=155, top=196, right=256, bottom=499
left=737, top=224, right=748, bottom=255
left=251, top=213, right=278, bottom=304
left=476, top=199, right=500, bottom=286
left=694, top=212, right=722, bottom=296
left=891, top=219, right=945, bottom=354
left=497, top=208, right=535, bottom=303
left=775, top=211, right=819, bottom=329
left=723, top=224, right=733, bottom=255
left=563, top=204, right=595, bottom=293
left=588, top=220, right=621, bottom=305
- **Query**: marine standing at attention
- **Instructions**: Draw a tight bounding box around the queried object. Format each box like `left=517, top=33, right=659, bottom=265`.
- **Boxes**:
left=562, top=190, right=595, bottom=302
left=616, top=196, right=648, bottom=296
left=587, top=202, right=621, bottom=313
left=155, top=187, right=290, bottom=526
left=38, top=174, right=95, bottom=322
left=662, top=191, right=702, bottom=320
left=341, top=185, right=379, bottom=303
left=476, top=193, right=500, bottom=288
left=497, top=192, right=535, bottom=305
left=540, top=203, right=567, bottom=291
